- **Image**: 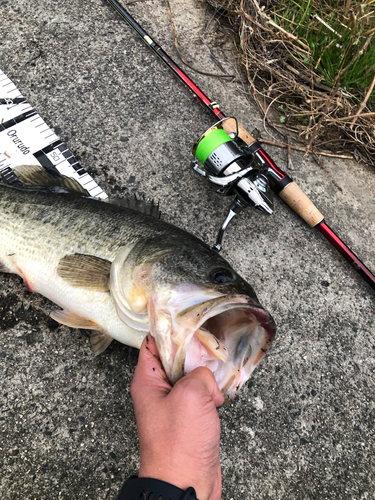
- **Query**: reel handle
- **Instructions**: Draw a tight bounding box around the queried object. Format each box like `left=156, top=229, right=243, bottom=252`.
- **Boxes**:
left=222, top=118, right=324, bottom=228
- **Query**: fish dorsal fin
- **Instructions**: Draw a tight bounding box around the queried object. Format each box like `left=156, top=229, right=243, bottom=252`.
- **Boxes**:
left=13, top=164, right=90, bottom=196
left=109, top=195, right=161, bottom=219
left=57, top=254, right=111, bottom=292
left=10, top=166, right=162, bottom=218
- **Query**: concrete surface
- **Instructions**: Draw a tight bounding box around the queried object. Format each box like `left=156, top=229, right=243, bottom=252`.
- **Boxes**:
left=0, top=0, right=374, bottom=498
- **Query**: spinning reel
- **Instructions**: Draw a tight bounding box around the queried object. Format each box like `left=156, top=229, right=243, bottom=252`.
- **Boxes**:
left=191, top=118, right=273, bottom=251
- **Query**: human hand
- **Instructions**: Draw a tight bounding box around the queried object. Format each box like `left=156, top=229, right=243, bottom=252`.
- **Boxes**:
left=131, top=334, right=224, bottom=500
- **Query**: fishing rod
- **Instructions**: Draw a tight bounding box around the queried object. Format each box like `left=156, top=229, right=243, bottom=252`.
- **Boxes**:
left=106, top=0, right=375, bottom=292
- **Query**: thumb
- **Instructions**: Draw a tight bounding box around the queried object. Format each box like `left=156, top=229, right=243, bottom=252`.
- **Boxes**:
left=177, top=367, right=225, bottom=408
left=131, top=335, right=172, bottom=402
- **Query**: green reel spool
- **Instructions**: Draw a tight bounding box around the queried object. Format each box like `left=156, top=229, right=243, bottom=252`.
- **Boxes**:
left=195, top=128, right=232, bottom=165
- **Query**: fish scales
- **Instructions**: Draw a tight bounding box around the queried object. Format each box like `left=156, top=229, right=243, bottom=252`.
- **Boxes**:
left=1, top=184, right=192, bottom=259
left=0, top=172, right=276, bottom=399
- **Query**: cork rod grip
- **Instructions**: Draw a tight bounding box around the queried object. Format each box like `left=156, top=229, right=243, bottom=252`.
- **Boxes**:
left=222, top=118, right=325, bottom=227
left=278, top=182, right=324, bottom=227
left=222, top=118, right=257, bottom=146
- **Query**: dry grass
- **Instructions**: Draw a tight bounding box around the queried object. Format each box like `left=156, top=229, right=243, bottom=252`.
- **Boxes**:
left=206, top=0, right=375, bottom=165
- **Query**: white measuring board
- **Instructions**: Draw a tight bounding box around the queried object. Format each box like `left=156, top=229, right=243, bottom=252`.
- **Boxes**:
left=0, top=69, right=107, bottom=199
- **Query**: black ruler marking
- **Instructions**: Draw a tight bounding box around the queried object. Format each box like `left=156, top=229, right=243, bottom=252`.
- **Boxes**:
left=0, top=166, right=20, bottom=184
left=0, top=97, right=27, bottom=105
left=0, top=109, right=37, bottom=131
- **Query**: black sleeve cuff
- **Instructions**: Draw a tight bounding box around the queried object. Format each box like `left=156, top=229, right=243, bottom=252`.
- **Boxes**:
left=116, top=476, right=198, bottom=500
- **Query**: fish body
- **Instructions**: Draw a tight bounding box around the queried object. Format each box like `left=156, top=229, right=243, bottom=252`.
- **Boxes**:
left=0, top=166, right=276, bottom=398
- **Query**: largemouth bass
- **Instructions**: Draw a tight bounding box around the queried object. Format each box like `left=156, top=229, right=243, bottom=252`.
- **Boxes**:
left=0, top=165, right=275, bottom=399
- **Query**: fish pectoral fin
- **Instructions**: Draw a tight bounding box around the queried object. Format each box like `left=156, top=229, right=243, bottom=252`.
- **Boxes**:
left=89, top=330, right=114, bottom=356
left=50, top=309, right=101, bottom=330
left=57, top=254, right=111, bottom=292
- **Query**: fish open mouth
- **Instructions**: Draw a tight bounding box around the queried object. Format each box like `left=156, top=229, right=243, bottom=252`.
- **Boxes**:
left=152, top=291, right=276, bottom=399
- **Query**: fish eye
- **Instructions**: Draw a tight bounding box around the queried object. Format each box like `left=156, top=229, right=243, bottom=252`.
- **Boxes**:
left=210, top=268, right=235, bottom=284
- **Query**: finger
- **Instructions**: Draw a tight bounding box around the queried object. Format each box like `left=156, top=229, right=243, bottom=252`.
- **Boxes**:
left=180, top=367, right=224, bottom=408
left=141, top=333, right=161, bottom=361
left=131, top=335, right=172, bottom=400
